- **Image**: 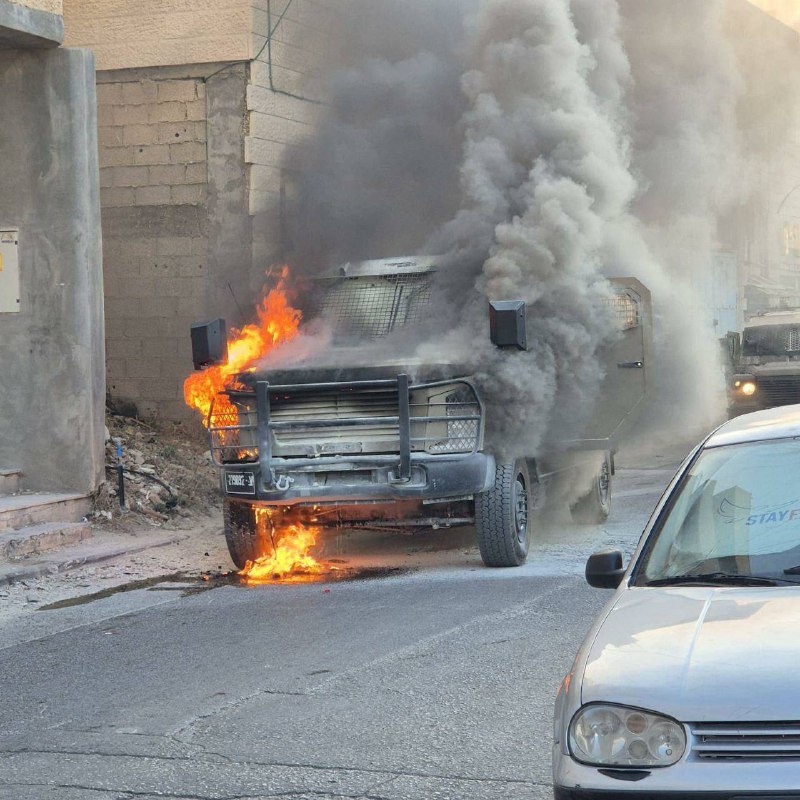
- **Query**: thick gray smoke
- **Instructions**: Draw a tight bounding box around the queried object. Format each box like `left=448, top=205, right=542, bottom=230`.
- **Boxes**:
left=421, top=0, right=641, bottom=458
left=279, top=0, right=795, bottom=463
left=284, top=0, right=475, bottom=276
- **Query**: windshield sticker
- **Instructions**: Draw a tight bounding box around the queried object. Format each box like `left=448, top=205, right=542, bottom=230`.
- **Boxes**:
left=715, top=497, right=800, bottom=526
left=746, top=509, right=800, bottom=526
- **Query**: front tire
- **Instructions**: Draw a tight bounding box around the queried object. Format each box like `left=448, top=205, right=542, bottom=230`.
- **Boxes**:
left=570, top=454, right=612, bottom=524
left=223, top=500, right=268, bottom=569
left=475, top=459, right=532, bottom=568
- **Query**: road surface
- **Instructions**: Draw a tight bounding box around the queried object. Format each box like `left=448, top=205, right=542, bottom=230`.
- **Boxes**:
left=0, top=456, right=684, bottom=800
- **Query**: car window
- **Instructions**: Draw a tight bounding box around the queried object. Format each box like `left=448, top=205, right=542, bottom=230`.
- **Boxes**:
left=637, top=439, right=800, bottom=582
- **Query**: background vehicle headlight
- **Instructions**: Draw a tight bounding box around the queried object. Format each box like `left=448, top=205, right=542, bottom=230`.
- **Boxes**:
left=741, top=381, right=757, bottom=396
left=569, top=704, right=686, bottom=767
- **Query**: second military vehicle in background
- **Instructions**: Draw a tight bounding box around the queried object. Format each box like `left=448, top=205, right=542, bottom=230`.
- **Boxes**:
left=727, top=310, right=800, bottom=415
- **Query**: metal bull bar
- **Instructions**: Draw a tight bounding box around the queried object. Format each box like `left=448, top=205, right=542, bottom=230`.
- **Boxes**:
left=256, top=375, right=410, bottom=490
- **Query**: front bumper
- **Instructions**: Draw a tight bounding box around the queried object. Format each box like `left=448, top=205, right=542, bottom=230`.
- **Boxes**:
left=222, top=451, right=496, bottom=505
left=554, top=745, right=800, bottom=798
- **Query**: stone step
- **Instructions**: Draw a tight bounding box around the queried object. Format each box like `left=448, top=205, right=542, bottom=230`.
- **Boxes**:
left=0, top=521, right=92, bottom=562
left=0, top=469, right=22, bottom=496
left=0, top=493, right=91, bottom=533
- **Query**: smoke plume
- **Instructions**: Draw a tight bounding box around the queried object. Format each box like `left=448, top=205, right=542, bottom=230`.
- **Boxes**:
left=279, top=0, right=799, bottom=463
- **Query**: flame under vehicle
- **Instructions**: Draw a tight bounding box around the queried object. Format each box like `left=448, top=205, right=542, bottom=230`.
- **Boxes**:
left=726, top=311, right=800, bottom=415
left=192, top=258, right=652, bottom=569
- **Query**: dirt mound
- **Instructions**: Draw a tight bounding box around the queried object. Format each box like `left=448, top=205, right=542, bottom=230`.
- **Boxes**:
left=94, top=414, right=221, bottom=525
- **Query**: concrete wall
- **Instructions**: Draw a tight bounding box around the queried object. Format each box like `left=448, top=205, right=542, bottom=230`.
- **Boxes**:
left=13, top=0, right=61, bottom=13
left=0, top=46, right=105, bottom=493
left=1, top=0, right=63, bottom=45
left=63, top=0, right=251, bottom=70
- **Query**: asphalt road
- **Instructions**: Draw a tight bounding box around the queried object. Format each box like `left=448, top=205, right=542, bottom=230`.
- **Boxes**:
left=0, top=459, right=683, bottom=800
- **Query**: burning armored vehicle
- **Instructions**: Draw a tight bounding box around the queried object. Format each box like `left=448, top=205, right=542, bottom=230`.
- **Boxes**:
left=727, top=310, right=800, bottom=415
left=189, top=257, right=652, bottom=570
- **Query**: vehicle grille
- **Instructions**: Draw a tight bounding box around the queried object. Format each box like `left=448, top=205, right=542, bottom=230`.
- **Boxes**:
left=426, top=389, right=481, bottom=454
left=208, top=381, right=483, bottom=465
left=692, top=723, right=800, bottom=761
left=272, top=389, right=401, bottom=456
left=757, top=376, right=800, bottom=406
left=787, top=329, right=800, bottom=352
left=208, top=397, right=258, bottom=465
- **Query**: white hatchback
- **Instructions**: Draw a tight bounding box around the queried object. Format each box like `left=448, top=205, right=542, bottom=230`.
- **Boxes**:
left=553, top=406, right=800, bottom=799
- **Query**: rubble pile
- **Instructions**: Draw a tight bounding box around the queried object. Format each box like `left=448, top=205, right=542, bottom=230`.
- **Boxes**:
left=94, top=413, right=221, bottom=525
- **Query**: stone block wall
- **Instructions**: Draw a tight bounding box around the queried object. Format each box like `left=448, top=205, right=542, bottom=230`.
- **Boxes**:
left=97, top=71, right=211, bottom=420
left=247, top=0, right=339, bottom=272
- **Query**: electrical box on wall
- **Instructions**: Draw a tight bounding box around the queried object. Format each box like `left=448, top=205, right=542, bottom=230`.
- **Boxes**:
left=0, top=230, right=20, bottom=314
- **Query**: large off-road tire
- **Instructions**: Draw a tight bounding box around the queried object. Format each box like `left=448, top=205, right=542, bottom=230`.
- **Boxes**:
left=475, top=459, right=531, bottom=568
left=570, top=454, right=612, bottom=524
left=223, top=499, right=268, bottom=569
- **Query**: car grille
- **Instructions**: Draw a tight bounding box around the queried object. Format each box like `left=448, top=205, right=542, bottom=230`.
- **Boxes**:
left=758, top=376, right=800, bottom=406
left=692, top=722, right=800, bottom=760
left=271, top=389, right=401, bottom=456
left=426, top=389, right=481, bottom=454
left=208, top=381, right=483, bottom=465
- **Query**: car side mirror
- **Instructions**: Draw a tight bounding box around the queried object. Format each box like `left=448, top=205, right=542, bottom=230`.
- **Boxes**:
left=586, top=550, right=626, bottom=589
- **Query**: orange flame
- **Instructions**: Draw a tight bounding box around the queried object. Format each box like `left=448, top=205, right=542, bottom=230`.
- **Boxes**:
left=183, top=267, right=302, bottom=425
left=240, top=508, right=330, bottom=584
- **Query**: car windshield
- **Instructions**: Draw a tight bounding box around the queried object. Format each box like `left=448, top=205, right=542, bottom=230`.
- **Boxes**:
left=318, top=273, right=432, bottom=343
left=742, top=324, right=800, bottom=356
left=637, top=439, right=800, bottom=584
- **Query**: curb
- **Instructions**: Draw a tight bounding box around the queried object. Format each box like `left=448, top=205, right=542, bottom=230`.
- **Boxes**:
left=0, top=531, right=189, bottom=587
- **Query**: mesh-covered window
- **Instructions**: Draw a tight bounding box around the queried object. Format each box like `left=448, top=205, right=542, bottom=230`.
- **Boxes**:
left=320, top=274, right=432, bottom=340
left=786, top=328, right=800, bottom=352
left=603, top=291, right=640, bottom=330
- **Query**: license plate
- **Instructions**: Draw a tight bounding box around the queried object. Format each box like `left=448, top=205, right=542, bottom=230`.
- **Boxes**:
left=225, top=471, right=256, bottom=496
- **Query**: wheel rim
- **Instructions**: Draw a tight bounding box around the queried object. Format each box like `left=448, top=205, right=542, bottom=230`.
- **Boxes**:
left=598, top=460, right=610, bottom=507
left=514, top=474, right=529, bottom=544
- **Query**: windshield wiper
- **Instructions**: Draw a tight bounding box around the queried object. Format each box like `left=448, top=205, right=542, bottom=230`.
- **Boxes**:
left=646, top=572, right=784, bottom=587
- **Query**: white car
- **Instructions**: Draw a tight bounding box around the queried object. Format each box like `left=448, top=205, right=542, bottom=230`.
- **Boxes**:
left=553, top=406, right=800, bottom=799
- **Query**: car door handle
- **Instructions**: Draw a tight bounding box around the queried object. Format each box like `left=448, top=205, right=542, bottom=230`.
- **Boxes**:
left=618, top=361, right=644, bottom=369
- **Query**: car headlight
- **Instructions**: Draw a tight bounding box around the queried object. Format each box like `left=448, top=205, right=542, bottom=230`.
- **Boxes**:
left=569, top=704, right=686, bottom=767
left=740, top=381, right=756, bottom=396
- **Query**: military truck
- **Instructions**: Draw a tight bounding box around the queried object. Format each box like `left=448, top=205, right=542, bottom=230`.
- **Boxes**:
left=727, top=310, right=800, bottom=415
left=193, top=257, right=652, bottom=569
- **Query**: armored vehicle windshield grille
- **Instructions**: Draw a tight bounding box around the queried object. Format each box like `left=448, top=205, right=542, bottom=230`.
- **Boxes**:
left=787, top=328, right=800, bottom=352
left=320, top=274, right=432, bottom=340
left=602, top=291, right=640, bottom=330
left=691, top=723, right=800, bottom=761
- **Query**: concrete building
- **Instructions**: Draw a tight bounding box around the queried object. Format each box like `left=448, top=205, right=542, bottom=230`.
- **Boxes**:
left=724, top=1, right=800, bottom=318
left=63, top=0, right=341, bottom=420
left=0, top=0, right=104, bottom=509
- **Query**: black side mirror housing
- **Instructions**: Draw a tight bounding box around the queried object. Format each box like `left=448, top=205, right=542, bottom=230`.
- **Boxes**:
left=586, top=550, right=626, bottom=589
left=489, top=300, right=528, bottom=350
left=191, top=319, right=228, bottom=370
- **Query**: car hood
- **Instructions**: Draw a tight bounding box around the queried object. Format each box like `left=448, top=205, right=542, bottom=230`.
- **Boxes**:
left=244, top=347, right=468, bottom=387
left=750, top=362, right=800, bottom=376
left=581, top=586, right=800, bottom=722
